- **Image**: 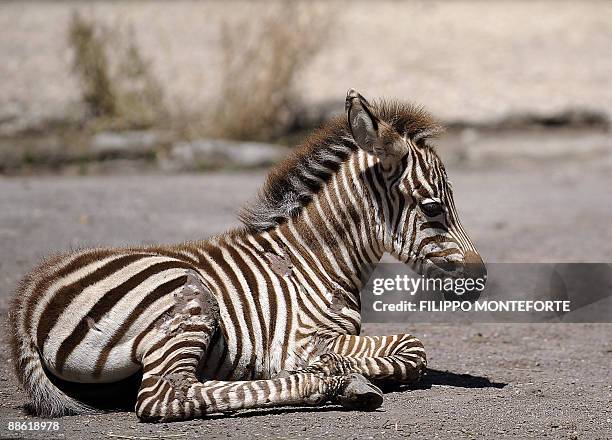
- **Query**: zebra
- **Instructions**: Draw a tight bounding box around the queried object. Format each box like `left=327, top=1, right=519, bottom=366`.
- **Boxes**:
left=9, top=89, right=486, bottom=422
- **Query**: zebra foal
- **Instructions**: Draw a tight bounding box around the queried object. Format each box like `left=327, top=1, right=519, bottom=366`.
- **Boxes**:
left=9, top=90, right=486, bottom=421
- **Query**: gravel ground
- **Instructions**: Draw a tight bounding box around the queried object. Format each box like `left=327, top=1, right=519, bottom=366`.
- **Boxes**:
left=2, top=1, right=612, bottom=132
left=0, top=156, right=611, bottom=439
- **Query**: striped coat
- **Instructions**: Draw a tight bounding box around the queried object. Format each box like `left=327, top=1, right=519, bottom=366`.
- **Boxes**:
left=9, top=90, right=485, bottom=421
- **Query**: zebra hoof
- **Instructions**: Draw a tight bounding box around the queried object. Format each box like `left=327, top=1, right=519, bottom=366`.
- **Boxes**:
left=337, top=373, right=383, bottom=411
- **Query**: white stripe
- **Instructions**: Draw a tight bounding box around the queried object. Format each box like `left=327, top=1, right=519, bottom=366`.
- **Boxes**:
left=31, top=253, right=124, bottom=337
left=43, top=256, right=172, bottom=363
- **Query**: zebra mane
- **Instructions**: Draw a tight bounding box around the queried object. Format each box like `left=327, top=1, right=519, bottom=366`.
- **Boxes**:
left=238, top=99, right=443, bottom=232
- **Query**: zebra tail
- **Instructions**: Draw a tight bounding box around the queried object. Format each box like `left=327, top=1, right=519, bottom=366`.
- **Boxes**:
left=8, top=279, right=94, bottom=417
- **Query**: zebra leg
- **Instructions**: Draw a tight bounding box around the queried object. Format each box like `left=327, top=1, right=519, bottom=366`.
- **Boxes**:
left=139, top=368, right=381, bottom=422
left=304, top=334, right=427, bottom=385
left=135, top=277, right=381, bottom=421
left=138, top=332, right=382, bottom=423
left=176, top=373, right=382, bottom=420
left=135, top=270, right=220, bottom=421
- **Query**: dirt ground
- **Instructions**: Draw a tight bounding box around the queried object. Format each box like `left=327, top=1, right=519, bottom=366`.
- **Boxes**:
left=0, top=154, right=611, bottom=439
left=0, top=323, right=609, bottom=440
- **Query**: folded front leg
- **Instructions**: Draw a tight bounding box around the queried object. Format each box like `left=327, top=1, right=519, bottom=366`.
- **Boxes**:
left=304, top=334, right=427, bottom=384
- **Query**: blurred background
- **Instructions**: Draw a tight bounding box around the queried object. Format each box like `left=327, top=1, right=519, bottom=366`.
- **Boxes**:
left=2, top=1, right=611, bottom=168
left=1, top=0, right=612, bottom=300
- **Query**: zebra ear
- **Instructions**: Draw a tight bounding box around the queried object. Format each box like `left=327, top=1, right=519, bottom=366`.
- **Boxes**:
left=346, top=89, right=407, bottom=162
left=346, top=89, right=379, bottom=153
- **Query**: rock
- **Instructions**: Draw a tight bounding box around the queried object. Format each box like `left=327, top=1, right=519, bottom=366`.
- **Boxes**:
left=439, top=129, right=612, bottom=166
left=164, top=139, right=287, bottom=171
left=90, top=130, right=167, bottom=157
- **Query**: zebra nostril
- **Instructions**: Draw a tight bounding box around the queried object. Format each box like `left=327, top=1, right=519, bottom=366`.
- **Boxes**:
left=436, top=260, right=462, bottom=274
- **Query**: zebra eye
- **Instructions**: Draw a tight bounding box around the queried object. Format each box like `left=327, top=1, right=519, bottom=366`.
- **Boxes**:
left=420, top=200, right=444, bottom=217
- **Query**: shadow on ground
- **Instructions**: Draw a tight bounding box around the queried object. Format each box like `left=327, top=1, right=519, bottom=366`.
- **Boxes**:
left=377, top=368, right=507, bottom=394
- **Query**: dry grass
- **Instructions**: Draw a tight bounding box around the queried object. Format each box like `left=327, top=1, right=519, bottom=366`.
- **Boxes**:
left=67, top=5, right=331, bottom=140
left=68, top=12, right=165, bottom=130
left=207, top=3, right=331, bottom=141
left=68, top=12, right=116, bottom=119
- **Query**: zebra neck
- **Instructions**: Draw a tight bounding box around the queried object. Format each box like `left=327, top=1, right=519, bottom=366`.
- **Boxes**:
left=258, top=153, right=384, bottom=296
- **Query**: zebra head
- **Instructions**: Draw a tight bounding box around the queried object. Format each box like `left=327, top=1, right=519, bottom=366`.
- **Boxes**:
left=346, top=89, right=486, bottom=295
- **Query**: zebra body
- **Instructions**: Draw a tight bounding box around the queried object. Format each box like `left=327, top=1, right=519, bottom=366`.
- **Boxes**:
left=10, top=90, right=485, bottom=421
